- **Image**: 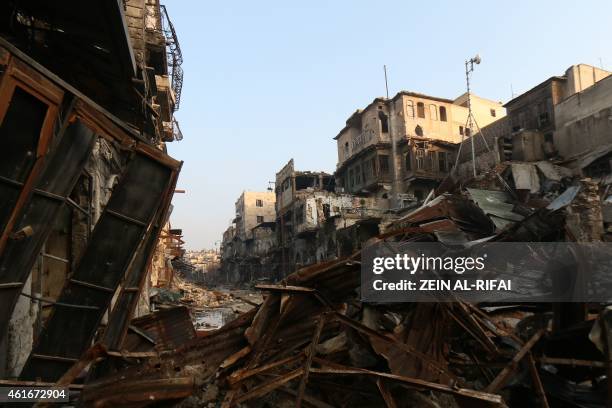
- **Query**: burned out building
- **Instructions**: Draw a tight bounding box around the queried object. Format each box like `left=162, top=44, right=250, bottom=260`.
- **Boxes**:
left=275, top=159, right=335, bottom=247
left=0, top=0, right=184, bottom=381
left=274, top=159, right=390, bottom=275
left=334, top=90, right=504, bottom=206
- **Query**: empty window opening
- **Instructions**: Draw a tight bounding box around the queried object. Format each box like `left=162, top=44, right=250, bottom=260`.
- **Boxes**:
left=321, top=175, right=335, bottom=192
left=282, top=179, right=291, bottom=192
left=538, top=112, right=550, bottom=128
left=256, top=215, right=264, bottom=224
left=379, top=155, right=390, bottom=175
left=438, top=151, right=449, bottom=172
left=322, top=203, right=330, bottom=219
left=439, top=106, right=447, bottom=122
left=378, top=111, right=389, bottom=133
left=490, top=109, right=496, bottom=117
left=416, top=149, right=425, bottom=170
left=295, top=175, right=317, bottom=190
left=370, top=157, right=377, bottom=176
left=417, top=102, right=425, bottom=118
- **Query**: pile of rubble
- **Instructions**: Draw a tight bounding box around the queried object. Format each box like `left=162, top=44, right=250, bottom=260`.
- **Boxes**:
left=33, top=160, right=612, bottom=407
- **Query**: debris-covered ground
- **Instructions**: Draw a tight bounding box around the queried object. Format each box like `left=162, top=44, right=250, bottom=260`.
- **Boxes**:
left=31, top=160, right=612, bottom=407
left=151, top=274, right=263, bottom=332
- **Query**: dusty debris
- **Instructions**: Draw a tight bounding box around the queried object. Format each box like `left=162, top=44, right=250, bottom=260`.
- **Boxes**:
left=53, top=161, right=612, bottom=408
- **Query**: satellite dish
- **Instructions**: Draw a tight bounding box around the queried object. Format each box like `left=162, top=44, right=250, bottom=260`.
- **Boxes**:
left=473, top=54, right=482, bottom=65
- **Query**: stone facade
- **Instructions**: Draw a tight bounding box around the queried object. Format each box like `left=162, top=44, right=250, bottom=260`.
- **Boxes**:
left=235, top=191, right=276, bottom=240
left=334, top=90, right=505, bottom=203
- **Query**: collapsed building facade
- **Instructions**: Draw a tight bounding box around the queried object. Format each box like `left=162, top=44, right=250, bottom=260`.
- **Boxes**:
left=220, top=160, right=390, bottom=283
left=0, top=0, right=185, bottom=382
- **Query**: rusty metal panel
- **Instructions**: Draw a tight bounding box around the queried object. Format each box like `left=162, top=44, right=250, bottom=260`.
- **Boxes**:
left=0, top=119, right=96, bottom=342
left=102, top=166, right=181, bottom=352
left=127, top=306, right=196, bottom=351
left=20, top=149, right=176, bottom=382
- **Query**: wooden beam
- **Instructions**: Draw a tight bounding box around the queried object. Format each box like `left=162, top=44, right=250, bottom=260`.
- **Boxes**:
left=296, top=315, right=326, bottom=408
left=485, top=329, right=545, bottom=393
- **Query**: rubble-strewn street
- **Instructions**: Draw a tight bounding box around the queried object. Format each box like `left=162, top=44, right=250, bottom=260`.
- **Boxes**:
left=1, top=1, right=612, bottom=407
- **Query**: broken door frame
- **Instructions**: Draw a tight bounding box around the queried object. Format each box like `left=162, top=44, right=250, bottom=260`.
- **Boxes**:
left=0, top=56, right=64, bottom=255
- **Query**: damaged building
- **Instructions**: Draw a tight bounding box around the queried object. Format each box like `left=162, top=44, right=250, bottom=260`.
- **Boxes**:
left=455, top=63, right=612, bottom=178
left=219, top=159, right=391, bottom=283
left=220, top=191, right=277, bottom=282
left=335, top=90, right=504, bottom=205
left=0, top=0, right=185, bottom=383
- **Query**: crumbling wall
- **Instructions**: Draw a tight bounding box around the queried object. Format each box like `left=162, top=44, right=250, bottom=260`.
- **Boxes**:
left=565, top=179, right=604, bottom=241
left=555, top=75, right=612, bottom=158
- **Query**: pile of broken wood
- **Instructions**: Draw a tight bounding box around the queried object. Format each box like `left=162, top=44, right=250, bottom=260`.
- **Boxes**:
left=28, top=165, right=612, bottom=407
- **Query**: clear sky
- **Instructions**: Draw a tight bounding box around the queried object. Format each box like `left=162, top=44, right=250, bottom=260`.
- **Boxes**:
left=164, top=0, right=612, bottom=250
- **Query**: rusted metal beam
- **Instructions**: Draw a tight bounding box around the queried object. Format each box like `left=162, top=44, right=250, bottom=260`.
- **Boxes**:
left=234, top=368, right=304, bottom=405
left=310, top=357, right=503, bottom=406
left=228, top=353, right=304, bottom=386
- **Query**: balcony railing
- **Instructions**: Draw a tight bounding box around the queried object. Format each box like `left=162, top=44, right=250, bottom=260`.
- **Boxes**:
left=160, top=5, right=183, bottom=111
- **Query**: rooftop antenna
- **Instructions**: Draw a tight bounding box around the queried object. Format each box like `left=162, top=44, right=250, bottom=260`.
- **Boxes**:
left=451, top=54, right=494, bottom=178
left=465, top=54, right=481, bottom=178
left=383, top=65, right=390, bottom=99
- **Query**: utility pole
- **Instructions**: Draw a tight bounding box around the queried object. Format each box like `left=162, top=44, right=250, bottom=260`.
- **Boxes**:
left=384, top=65, right=401, bottom=209
left=464, top=54, right=481, bottom=178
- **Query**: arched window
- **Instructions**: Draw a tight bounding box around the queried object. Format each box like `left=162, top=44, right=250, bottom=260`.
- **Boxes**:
left=405, top=100, right=414, bottom=117
left=415, top=125, right=423, bottom=137
left=439, top=106, right=447, bottom=122
left=416, top=102, right=425, bottom=118
left=429, top=104, right=438, bottom=121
